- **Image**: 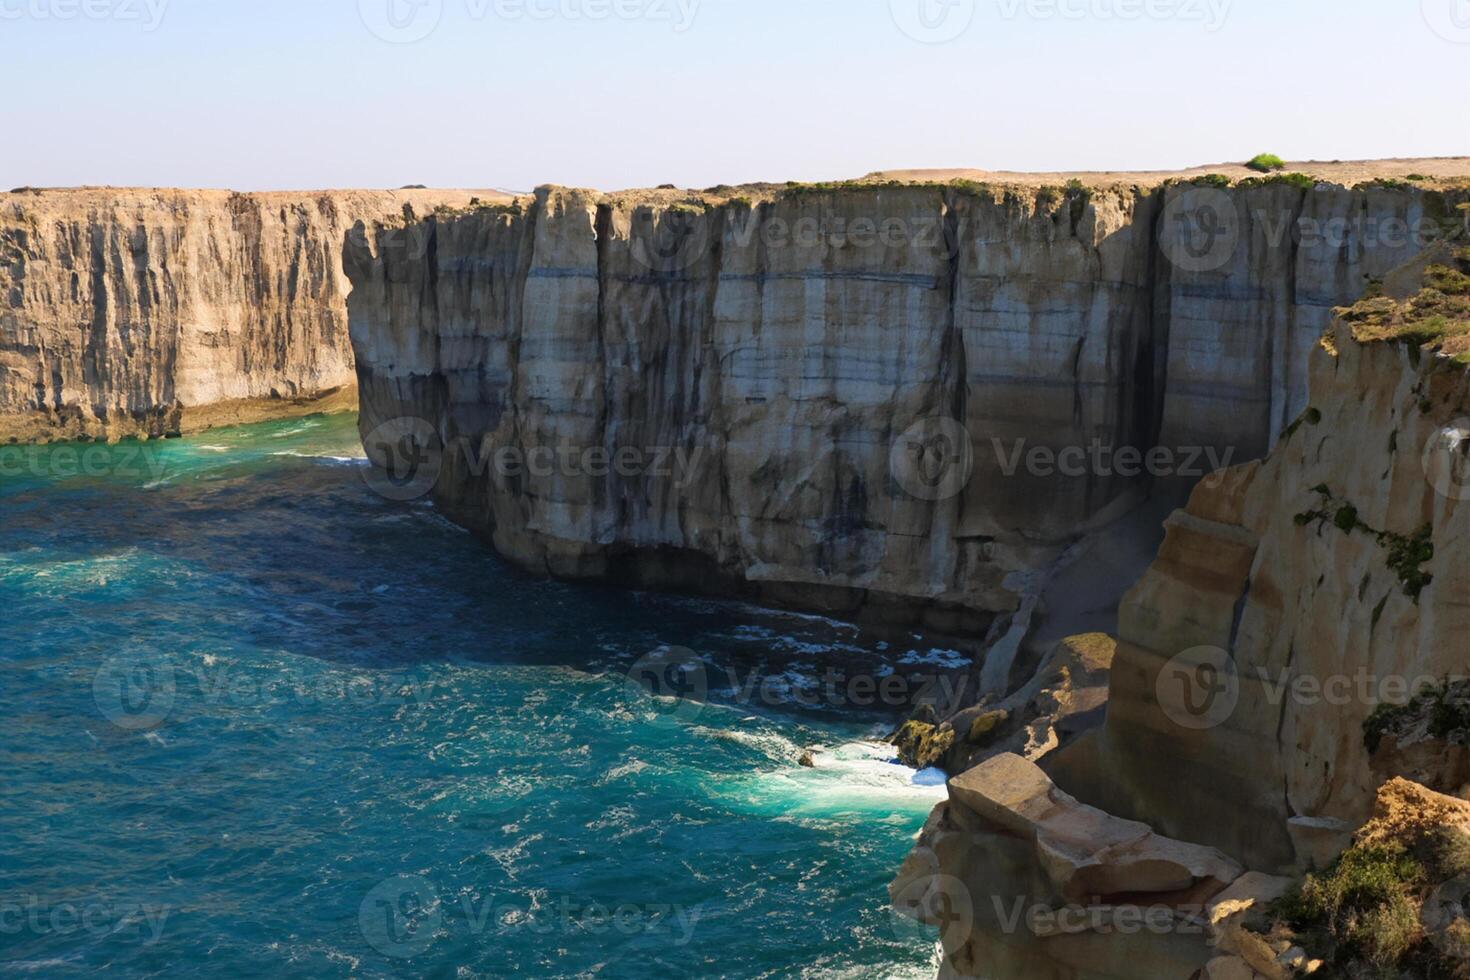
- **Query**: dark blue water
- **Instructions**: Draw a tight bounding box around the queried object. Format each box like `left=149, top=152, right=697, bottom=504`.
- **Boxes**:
left=0, top=414, right=950, bottom=978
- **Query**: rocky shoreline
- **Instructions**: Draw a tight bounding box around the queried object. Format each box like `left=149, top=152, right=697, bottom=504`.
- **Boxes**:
left=342, top=176, right=1470, bottom=977
left=7, top=173, right=1469, bottom=977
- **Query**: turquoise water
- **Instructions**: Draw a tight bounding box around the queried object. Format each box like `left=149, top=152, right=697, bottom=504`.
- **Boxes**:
left=0, top=414, right=949, bottom=978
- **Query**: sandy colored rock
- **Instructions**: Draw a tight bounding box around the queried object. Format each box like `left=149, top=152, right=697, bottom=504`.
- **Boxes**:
left=0, top=186, right=509, bottom=441
left=344, top=179, right=1463, bottom=634
left=1071, top=319, right=1470, bottom=872
left=948, top=753, right=1242, bottom=901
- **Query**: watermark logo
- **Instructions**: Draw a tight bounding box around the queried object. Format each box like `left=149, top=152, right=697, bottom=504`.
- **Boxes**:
left=1156, top=646, right=1238, bottom=731
left=890, top=0, right=976, bottom=43
left=0, top=897, right=170, bottom=945
left=891, top=874, right=974, bottom=955
left=996, top=0, right=1230, bottom=31
left=360, top=875, right=442, bottom=959
left=360, top=0, right=699, bottom=42
left=1423, top=417, right=1470, bottom=502
left=93, top=651, right=177, bottom=731
left=1423, top=0, right=1470, bottom=43
left=625, top=646, right=708, bottom=722
left=630, top=207, right=713, bottom=275
left=359, top=0, right=444, bottom=42
left=1159, top=187, right=1240, bottom=273
left=361, top=417, right=444, bottom=502
left=0, top=0, right=170, bottom=30
left=360, top=0, right=443, bottom=42
left=348, top=222, right=435, bottom=262
left=890, top=417, right=974, bottom=502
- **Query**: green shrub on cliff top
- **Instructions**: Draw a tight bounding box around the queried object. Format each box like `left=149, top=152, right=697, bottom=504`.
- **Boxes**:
left=1238, top=171, right=1318, bottom=191
left=1246, top=153, right=1287, bottom=173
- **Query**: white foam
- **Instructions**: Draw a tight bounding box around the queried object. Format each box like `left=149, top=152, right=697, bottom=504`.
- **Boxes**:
left=268, top=451, right=365, bottom=465
left=898, top=648, right=972, bottom=669
left=722, top=741, right=947, bottom=815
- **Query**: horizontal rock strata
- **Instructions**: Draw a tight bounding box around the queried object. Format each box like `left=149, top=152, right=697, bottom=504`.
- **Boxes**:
left=345, top=180, right=1463, bottom=635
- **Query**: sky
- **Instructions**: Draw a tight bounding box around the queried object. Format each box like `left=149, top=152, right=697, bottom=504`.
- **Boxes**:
left=2, top=0, right=1467, bottom=191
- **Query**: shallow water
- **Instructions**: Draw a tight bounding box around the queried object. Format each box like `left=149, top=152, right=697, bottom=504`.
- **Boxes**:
left=0, top=414, right=950, bottom=978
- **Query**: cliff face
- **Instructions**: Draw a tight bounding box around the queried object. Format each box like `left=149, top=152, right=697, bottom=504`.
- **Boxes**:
left=0, top=187, right=498, bottom=442
left=1068, top=320, right=1470, bottom=872
left=345, top=181, right=1455, bottom=642
left=892, top=322, right=1470, bottom=978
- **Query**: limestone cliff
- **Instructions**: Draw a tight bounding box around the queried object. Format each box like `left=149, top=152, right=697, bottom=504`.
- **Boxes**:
left=893, top=261, right=1470, bottom=978
left=1063, top=316, right=1470, bottom=874
left=345, top=179, right=1462, bottom=645
left=0, top=187, right=502, bottom=442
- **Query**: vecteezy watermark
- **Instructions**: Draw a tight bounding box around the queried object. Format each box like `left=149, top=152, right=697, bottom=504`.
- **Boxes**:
left=358, top=876, right=702, bottom=959
left=629, top=207, right=960, bottom=276
left=1155, top=646, right=1239, bottom=731
left=0, top=896, right=170, bottom=945
left=992, top=897, right=1208, bottom=937
left=630, top=207, right=712, bottom=276
left=93, top=653, right=439, bottom=731
left=1257, top=670, right=1453, bottom=711
left=1423, top=417, right=1470, bottom=502
left=1159, top=187, right=1242, bottom=274
left=347, top=221, right=435, bottom=263
left=359, top=0, right=699, bottom=43
left=995, top=0, right=1231, bottom=31
left=1157, top=659, right=1470, bottom=731
left=359, top=417, right=707, bottom=503
left=0, top=0, right=169, bottom=29
left=890, top=0, right=977, bottom=44
left=1158, top=196, right=1468, bottom=276
left=891, top=0, right=1229, bottom=42
left=93, top=651, right=178, bottom=731
left=990, top=438, right=1236, bottom=484
left=890, top=874, right=975, bottom=955
left=625, top=646, right=709, bottom=722
left=1422, top=0, right=1470, bottom=43
left=889, top=418, right=1237, bottom=503
left=360, top=876, right=442, bottom=959
left=621, top=646, right=975, bottom=723
left=361, top=417, right=444, bottom=503
left=0, top=443, right=171, bottom=484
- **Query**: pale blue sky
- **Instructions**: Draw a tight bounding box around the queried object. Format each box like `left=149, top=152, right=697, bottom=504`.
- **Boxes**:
left=2, top=0, right=1466, bottom=190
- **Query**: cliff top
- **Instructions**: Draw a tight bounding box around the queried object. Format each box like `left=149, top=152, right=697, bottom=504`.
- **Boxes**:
left=1, top=187, right=518, bottom=212
left=865, top=156, right=1470, bottom=191
left=8, top=159, right=1467, bottom=213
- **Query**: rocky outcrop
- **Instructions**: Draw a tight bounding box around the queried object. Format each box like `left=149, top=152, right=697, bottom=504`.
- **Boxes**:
left=892, top=632, right=1114, bottom=773
left=1061, top=322, right=1470, bottom=875
left=345, top=180, right=1464, bottom=642
left=894, top=251, right=1470, bottom=976
left=0, top=187, right=499, bottom=441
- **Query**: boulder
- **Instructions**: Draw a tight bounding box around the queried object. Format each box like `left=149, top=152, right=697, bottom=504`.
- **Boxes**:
left=949, top=754, right=1243, bottom=901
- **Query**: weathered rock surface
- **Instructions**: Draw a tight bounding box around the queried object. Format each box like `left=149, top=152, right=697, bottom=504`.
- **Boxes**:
left=345, top=180, right=1461, bottom=638
left=891, top=756, right=1244, bottom=980
left=893, top=632, right=1114, bottom=772
left=948, top=754, right=1242, bottom=901
left=1065, top=324, right=1470, bottom=874
left=0, top=187, right=500, bottom=441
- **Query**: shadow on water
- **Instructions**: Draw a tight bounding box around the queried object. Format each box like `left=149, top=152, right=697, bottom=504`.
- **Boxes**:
left=0, top=416, right=972, bottom=728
